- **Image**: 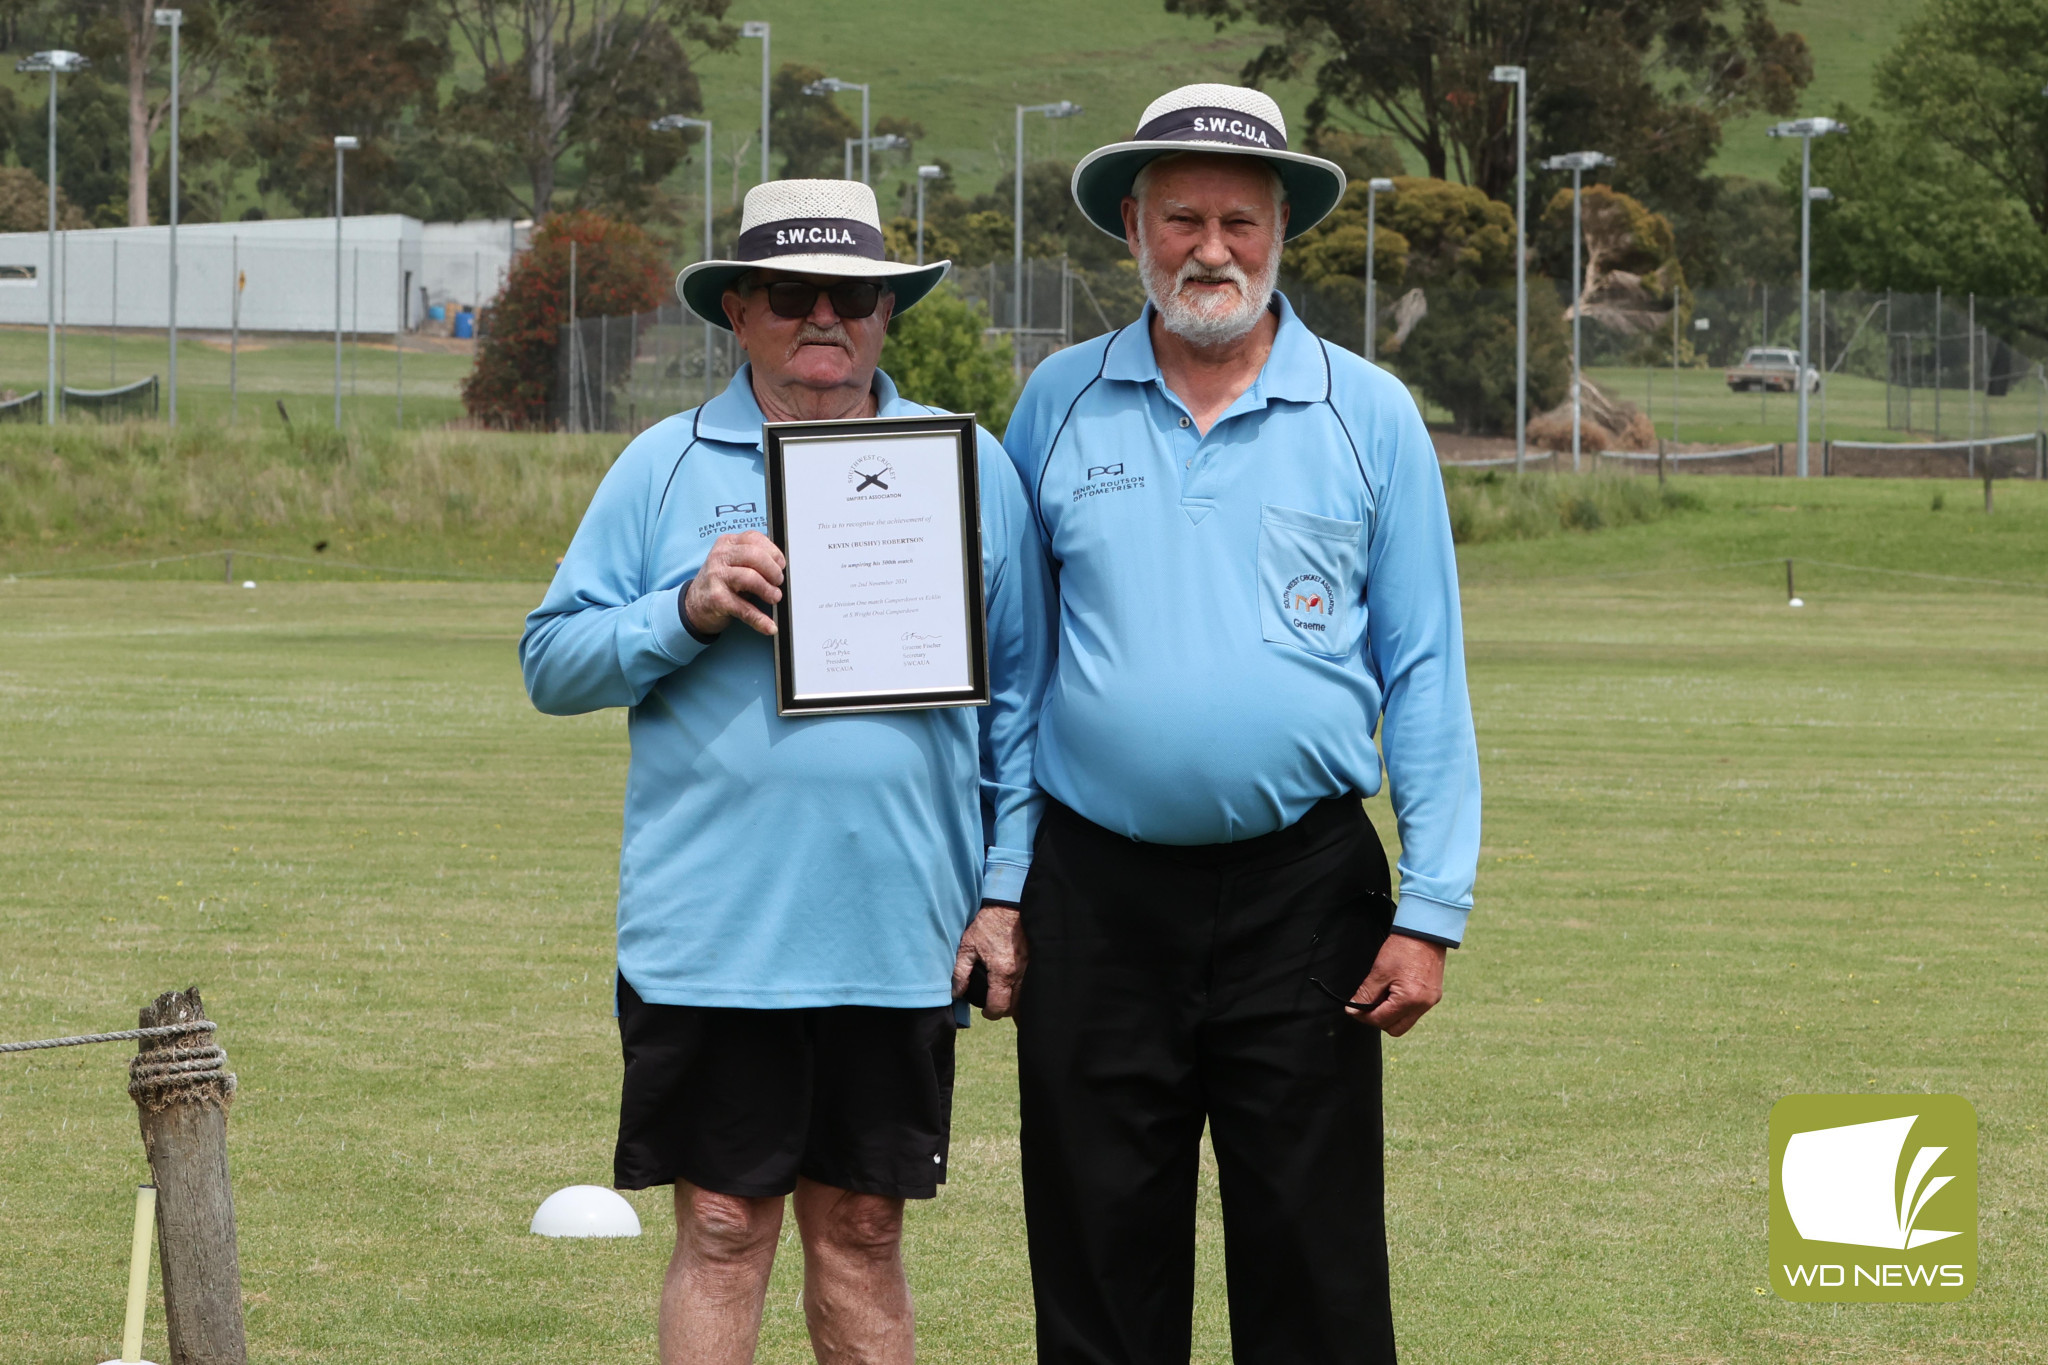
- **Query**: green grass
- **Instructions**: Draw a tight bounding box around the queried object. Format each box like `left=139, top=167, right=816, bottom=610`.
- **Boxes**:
left=681, top=0, right=1905, bottom=199
left=0, top=0, right=1906, bottom=228
left=1588, top=365, right=2048, bottom=449
left=2, top=477, right=2043, bottom=1362
left=1714, top=0, right=1923, bottom=182
left=645, top=0, right=1321, bottom=200
left=0, top=326, right=473, bottom=433
left=0, top=423, right=618, bottom=580
left=1452, top=473, right=2048, bottom=588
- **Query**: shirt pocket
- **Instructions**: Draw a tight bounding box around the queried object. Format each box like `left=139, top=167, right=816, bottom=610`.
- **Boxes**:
left=1257, top=503, right=1364, bottom=658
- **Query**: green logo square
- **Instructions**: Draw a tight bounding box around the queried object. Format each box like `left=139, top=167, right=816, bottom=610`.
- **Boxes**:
left=1769, top=1094, right=1976, bottom=1302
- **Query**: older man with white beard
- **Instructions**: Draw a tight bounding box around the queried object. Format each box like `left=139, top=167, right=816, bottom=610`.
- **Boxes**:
left=1000, top=86, right=1481, bottom=1363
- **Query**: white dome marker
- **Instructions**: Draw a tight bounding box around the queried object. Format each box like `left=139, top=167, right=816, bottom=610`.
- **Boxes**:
left=531, top=1185, right=642, bottom=1238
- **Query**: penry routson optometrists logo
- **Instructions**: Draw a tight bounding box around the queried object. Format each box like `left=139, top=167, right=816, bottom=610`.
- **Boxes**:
left=1769, top=1094, right=1976, bottom=1301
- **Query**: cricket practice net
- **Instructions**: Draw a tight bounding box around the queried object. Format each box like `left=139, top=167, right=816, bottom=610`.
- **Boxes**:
left=62, top=376, right=161, bottom=422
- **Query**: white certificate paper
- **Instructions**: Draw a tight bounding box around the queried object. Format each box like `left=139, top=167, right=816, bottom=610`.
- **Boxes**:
left=770, top=420, right=986, bottom=712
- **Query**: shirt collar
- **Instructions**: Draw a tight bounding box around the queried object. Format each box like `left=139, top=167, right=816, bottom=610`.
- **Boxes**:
left=695, top=363, right=911, bottom=447
left=1100, top=291, right=1330, bottom=408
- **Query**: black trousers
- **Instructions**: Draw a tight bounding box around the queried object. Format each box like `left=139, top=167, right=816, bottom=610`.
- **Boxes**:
left=1017, top=797, right=1397, bottom=1365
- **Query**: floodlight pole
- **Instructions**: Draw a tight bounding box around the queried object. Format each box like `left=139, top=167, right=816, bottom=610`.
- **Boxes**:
left=45, top=68, right=56, bottom=423
left=1015, top=100, right=1083, bottom=378
left=1543, top=151, right=1613, bottom=471
left=158, top=10, right=182, bottom=428
left=333, top=135, right=358, bottom=428
left=1569, top=166, right=1582, bottom=469
left=1363, top=178, right=1394, bottom=362
left=1492, top=65, right=1528, bottom=471
left=1770, top=117, right=1846, bottom=478
left=20, top=51, right=88, bottom=425
left=22, top=54, right=79, bottom=421
left=916, top=164, right=942, bottom=266
left=652, top=115, right=716, bottom=405
left=742, top=22, right=770, bottom=182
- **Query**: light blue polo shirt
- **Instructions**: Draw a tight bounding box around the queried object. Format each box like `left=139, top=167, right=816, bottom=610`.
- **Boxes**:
left=1003, top=296, right=1480, bottom=944
left=521, top=366, right=1055, bottom=1007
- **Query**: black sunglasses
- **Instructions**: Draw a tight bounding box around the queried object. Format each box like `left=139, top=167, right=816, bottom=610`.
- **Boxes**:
left=1311, top=976, right=1370, bottom=1015
left=765, top=279, right=883, bottom=320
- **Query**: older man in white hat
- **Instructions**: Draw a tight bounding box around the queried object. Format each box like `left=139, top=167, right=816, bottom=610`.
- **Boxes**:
left=1002, top=86, right=1481, bottom=1362
left=520, top=180, right=1052, bottom=1365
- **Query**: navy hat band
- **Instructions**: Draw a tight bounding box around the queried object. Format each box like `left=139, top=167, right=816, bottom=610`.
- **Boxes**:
left=736, top=217, right=886, bottom=262
left=1132, top=106, right=1286, bottom=152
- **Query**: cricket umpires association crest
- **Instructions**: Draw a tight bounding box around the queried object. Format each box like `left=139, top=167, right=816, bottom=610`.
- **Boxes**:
left=848, top=455, right=896, bottom=494
left=1283, top=572, right=1337, bottom=632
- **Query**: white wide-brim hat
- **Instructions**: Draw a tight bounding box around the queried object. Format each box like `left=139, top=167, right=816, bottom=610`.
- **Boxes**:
left=677, top=179, right=950, bottom=330
left=1071, top=84, right=1346, bottom=242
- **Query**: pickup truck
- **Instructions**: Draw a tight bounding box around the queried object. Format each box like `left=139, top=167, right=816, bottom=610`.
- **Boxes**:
left=1725, top=347, right=1819, bottom=393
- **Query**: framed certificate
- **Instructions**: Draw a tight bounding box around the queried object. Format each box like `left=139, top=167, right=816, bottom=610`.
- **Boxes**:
left=763, top=413, right=989, bottom=716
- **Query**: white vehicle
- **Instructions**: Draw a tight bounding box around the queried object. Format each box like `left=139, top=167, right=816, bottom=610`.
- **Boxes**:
left=1726, top=346, right=1821, bottom=394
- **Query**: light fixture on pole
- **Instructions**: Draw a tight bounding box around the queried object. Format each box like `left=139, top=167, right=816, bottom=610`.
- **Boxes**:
left=806, top=77, right=872, bottom=182
left=1362, top=178, right=1394, bottom=362
left=1490, top=64, right=1528, bottom=472
left=333, top=135, right=358, bottom=428
left=1541, top=150, right=1614, bottom=471
left=841, top=133, right=906, bottom=179
left=156, top=8, right=183, bottom=427
left=741, top=22, right=770, bottom=182
left=15, top=48, right=88, bottom=428
left=1767, top=116, right=1847, bottom=478
left=1014, top=100, right=1083, bottom=378
left=652, top=115, right=717, bottom=404
left=916, top=164, right=943, bottom=267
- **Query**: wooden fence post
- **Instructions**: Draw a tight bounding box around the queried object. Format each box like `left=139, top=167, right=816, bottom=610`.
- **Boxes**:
left=130, top=988, right=247, bottom=1365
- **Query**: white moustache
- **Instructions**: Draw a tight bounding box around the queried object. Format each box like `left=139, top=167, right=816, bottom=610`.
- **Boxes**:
left=793, top=323, right=852, bottom=350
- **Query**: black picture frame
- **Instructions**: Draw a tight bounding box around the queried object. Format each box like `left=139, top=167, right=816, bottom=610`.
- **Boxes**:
left=763, top=412, right=989, bottom=716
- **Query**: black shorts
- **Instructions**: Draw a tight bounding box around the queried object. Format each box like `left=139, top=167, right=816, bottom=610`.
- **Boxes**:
left=613, top=977, right=957, bottom=1200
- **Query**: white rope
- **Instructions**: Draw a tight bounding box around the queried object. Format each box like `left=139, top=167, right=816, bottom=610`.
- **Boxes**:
left=0, top=1020, right=234, bottom=1105
left=0, top=1021, right=216, bottom=1054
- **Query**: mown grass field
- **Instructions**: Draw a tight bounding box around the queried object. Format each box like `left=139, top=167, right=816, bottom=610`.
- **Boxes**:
left=0, top=326, right=473, bottom=433
left=1586, top=365, right=2045, bottom=450
left=2, top=472, right=2043, bottom=1362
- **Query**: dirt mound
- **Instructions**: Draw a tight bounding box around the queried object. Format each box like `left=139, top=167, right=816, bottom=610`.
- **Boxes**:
left=1526, top=378, right=1656, bottom=454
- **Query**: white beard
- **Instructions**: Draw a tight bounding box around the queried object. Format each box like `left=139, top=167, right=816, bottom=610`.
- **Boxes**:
left=1139, top=230, right=1281, bottom=347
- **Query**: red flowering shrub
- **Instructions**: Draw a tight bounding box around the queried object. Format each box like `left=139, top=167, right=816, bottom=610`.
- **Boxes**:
left=462, top=210, right=668, bottom=429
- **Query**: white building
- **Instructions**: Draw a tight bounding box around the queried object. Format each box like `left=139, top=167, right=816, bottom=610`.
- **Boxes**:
left=0, top=215, right=528, bottom=335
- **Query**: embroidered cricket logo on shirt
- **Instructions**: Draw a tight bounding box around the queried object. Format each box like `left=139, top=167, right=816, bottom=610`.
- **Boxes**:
left=1284, top=573, right=1337, bottom=632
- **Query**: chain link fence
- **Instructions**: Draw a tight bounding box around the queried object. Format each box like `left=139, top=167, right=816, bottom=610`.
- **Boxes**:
left=553, top=267, right=2048, bottom=479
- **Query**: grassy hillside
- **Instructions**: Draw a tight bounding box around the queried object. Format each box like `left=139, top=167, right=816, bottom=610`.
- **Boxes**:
left=1712, top=0, right=1923, bottom=182
left=0, top=0, right=1914, bottom=228
left=684, top=0, right=1316, bottom=203
left=680, top=0, right=1917, bottom=204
